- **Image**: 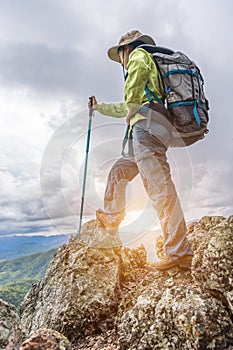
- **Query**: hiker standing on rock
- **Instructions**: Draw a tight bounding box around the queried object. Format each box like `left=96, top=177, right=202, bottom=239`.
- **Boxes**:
left=89, top=30, right=194, bottom=270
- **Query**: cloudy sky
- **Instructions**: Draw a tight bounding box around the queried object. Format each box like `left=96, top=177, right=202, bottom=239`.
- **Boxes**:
left=0, top=0, right=232, bottom=240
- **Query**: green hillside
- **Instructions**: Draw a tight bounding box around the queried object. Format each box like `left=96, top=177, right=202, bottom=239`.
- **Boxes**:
left=0, top=278, right=38, bottom=309
left=0, top=249, right=57, bottom=310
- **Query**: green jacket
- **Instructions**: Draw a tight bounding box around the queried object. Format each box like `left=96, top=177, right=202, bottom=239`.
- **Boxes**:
left=97, top=48, right=164, bottom=127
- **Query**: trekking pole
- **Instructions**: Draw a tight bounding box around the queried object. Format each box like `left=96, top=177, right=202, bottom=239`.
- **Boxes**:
left=78, top=97, right=94, bottom=240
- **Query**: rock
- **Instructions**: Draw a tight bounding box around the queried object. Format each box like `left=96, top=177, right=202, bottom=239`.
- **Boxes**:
left=73, top=329, right=119, bottom=350
left=116, top=215, right=233, bottom=349
left=188, top=216, right=233, bottom=313
left=0, top=298, right=22, bottom=350
left=19, top=215, right=233, bottom=349
left=197, top=215, right=225, bottom=229
left=120, top=245, right=147, bottom=272
left=20, top=221, right=122, bottom=343
left=116, top=269, right=233, bottom=349
left=19, top=328, right=72, bottom=350
left=119, top=245, right=148, bottom=286
left=157, top=215, right=233, bottom=313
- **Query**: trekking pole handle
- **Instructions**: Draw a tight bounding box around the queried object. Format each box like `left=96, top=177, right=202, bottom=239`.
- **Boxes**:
left=89, top=96, right=93, bottom=117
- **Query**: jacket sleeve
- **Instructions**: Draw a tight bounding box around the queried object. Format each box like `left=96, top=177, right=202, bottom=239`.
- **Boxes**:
left=97, top=102, right=127, bottom=118
left=124, top=48, right=152, bottom=111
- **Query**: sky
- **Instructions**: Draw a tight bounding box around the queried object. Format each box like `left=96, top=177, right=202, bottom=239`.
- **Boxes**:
left=0, top=0, right=232, bottom=241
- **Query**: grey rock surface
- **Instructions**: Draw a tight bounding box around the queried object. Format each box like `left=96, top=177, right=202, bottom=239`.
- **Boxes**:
left=116, top=215, right=233, bottom=349
left=117, top=270, right=233, bottom=349
left=0, top=298, right=22, bottom=350
left=20, top=221, right=122, bottom=343
left=188, top=216, right=233, bottom=313
left=19, top=216, right=233, bottom=349
left=19, top=328, right=72, bottom=350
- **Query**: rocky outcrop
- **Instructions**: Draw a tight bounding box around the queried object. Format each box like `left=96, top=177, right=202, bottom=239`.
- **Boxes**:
left=4, top=215, right=233, bottom=349
left=189, top=216, right=233, bottom=314
left=0, top=298, right=22, bottom=350
left=20, top=221, right=147, bottom=344
left=20, top=221, right=122, bottom=342
left=116, top=215, right=233, bottom=349
left=117, top=270, right=233, bottom=349
left=19, top=329, right=72, bottom=350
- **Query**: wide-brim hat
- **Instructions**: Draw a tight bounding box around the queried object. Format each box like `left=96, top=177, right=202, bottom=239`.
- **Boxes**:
left=107, top=30, right=156, bottom=63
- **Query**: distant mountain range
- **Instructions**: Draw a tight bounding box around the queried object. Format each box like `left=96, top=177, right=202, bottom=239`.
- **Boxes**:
left=0, top=234, right=71, bottom=260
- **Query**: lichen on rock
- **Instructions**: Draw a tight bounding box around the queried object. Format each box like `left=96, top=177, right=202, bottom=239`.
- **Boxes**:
left=117, top=269, right=233, bottom=349
left=20, top=220, right=122, bottom=343
left=19, top=328, right=72, bottom=350
left=188, top=216, right=233, bottom=313
left=0, top=298, right=22, bottom=350
left=116, top=215, right=233, bottom=349
left=18, top=215, right=233, bottom=349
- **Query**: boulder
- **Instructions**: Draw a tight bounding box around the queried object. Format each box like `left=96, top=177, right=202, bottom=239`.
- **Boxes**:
left=116, top=269, right=233, bottom=349
left=20, top=221, right=122, bottom=343
left=188, top=216, right=233, bottom=313
left=19, top=329, right=72, bottom=350
left=0, top=298, right=22, bottom=350
left=19, top=215, right=233, bottom=349
left=116, top=215, right=233, bottom=349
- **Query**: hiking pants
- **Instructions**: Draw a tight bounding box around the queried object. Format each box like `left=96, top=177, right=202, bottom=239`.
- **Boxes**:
left=103, top=114, right=193, bottom=260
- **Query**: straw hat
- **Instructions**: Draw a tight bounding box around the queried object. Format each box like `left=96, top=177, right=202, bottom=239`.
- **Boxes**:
left=107, top=30, right=156, bottom=63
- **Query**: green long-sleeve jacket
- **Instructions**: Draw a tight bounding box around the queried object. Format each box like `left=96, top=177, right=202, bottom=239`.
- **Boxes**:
left=97, top=48, right=164, bottom=127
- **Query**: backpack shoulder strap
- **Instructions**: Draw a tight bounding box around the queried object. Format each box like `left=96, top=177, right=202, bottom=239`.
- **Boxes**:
left=121, top=126, right=134, bottom=157
left=139, top=45, right=170, bottom=105
left=139, top=44, right=174, bottom=55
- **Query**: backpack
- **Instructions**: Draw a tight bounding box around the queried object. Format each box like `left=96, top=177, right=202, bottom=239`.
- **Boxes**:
left=139, top=44, right=210, bottom=147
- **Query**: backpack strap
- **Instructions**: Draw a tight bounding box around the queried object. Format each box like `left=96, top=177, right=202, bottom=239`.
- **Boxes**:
left=144, top=85, right=164, bottom=105
left=121, top=125, right=134, bottom=157
left=162, top=69, right=199, bottom=78
left=169, top=100, right=201, bottom=126
left=145, top=83, right=202, bottom=127
left=139, top=44, right=174, bottom=55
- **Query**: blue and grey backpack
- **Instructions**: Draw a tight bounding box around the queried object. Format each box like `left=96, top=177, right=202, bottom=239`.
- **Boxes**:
left=140, top=44, right=209, bottom=147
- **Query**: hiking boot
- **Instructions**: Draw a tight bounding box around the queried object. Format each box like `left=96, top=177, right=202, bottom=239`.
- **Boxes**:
left=178, top=255, right=193, bottom=268
left=96, top=209, right=121, bottom=229
left=150, top=255, right=193, bottom=271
